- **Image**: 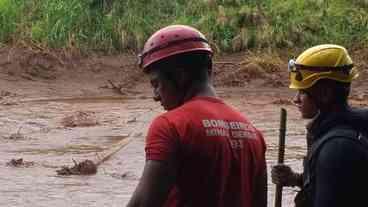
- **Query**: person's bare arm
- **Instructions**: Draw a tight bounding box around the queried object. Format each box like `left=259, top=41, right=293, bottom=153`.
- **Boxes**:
left=126, top=160, right=175, bottom=207
left=253, top=164, right=268, bottom=207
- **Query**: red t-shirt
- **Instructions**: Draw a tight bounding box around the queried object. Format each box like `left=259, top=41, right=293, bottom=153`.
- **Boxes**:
left=145, top=97, right=266, bottom=207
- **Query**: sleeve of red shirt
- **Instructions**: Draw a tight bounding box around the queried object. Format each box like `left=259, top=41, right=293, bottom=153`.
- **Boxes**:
left=256, top=129, right=267, bottom=154
left=255, top=129, right=267, bottom=173
left=145, top=115, right=178, bottom=162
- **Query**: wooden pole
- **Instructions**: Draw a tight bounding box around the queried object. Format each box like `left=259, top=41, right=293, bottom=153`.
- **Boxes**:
left=274, top=108, right=287, bottom=207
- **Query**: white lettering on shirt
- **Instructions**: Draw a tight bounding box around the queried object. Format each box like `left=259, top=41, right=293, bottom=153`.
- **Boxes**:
left=201, top=119, right=256, bottom=140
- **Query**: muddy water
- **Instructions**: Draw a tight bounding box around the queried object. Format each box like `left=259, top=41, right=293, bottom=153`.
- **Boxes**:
left=0, top=88, right=307, bottom=207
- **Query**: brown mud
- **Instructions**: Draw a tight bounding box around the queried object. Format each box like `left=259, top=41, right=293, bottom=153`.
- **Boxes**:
left=0, top=46, right=367, bottom=206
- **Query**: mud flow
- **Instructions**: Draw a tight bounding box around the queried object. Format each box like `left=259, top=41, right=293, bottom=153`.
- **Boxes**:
left=0, top=49, right=367, bottom=206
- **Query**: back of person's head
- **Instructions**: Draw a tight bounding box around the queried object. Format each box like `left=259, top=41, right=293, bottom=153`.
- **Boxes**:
left=288, top=44, right=358, bottom=107
left=307, top=79, right=351, bottom=108
left=146, top=51, right=212, bottom=90
left=138, top=24, right=213, bottom=92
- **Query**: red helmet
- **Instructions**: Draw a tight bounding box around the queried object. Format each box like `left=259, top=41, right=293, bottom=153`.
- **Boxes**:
left=138, top=25, right=213, bottom=71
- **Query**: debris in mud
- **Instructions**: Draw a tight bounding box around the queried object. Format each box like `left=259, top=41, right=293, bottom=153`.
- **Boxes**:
left=0, top=90, right=15, bottom=98
left=0, top=90, right=18, bottom=105
left=7, top=132, right=26, bottom=140
left=133, top=132, right=143, bottom=138
left=349, top=92, right=368, bottom=106
left=61, top=111, right=99, bottom=127
left=126, top=117, right=137, bottom=123
left=214, top=62, right=271, bottom=87
left=271, top=98, right=293, bottom=105
left=107, top=80, right=127, bottom=95
left=110, top=172, right=136, bottom=180
left=242, top=55, right=283, bottom=73
left=56, top=159, right=97, bottom=175
left=214, top=65, right=252, bottom=87
left=266, top=76, right=286, bottom=87
left=213, top=53, right=288, bottom=88
left=55, top=135, right=132, bottom=176
left=351, top=93, right=368, bottom=101
left=6, top=158, right=34, bottom=167
left=5, top=127, right=26, bottom=140
left=20, top=51, right=61, bottom=80
left=0, top=99, right=19, bottom=106
left=241, top=62, right=267, bottom=79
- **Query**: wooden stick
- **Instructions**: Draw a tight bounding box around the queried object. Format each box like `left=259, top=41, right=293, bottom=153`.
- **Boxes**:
left=274, top=108, right=287, bottom=207
left=95, top=135, right=132, bottom=166
left=56, top=112, right=148, bottom=175
left=213, top=61, right=240, bottom=65
left=108, top=79, right=127, bottom=95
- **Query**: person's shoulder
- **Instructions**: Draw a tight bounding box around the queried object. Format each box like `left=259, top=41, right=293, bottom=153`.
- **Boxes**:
left=149, top=114, right=171, bottom=128
left=154, top=105, right=192, bottom=125
left=160, top=96, right=247, bottom=122
left=163, top=96, right=225, bottom=115
left=317, top=137, right=367, bottom=165
left=321, top=137, right=361, bottom=152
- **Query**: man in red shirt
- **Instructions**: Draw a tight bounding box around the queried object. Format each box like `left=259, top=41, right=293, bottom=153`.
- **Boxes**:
left=127, top=25, right=267, bottom=207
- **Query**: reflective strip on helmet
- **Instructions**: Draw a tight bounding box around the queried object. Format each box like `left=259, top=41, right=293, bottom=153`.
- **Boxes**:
left=294, top=64, right=354, bottom=72
left=288, top=58, right=354, bottom=73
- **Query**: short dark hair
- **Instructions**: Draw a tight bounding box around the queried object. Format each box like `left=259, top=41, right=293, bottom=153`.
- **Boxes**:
left=146, top=52, right=212, bottom=88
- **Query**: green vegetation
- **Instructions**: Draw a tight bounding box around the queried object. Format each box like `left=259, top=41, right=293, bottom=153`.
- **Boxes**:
left=0, top=0, right=367, bottom=52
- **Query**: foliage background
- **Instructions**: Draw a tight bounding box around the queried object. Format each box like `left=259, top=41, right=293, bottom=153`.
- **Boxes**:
left=0, top=0, right=367, bottom=52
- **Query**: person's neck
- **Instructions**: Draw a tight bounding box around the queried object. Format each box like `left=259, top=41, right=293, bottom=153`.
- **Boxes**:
left=183, top=83, right=217, bottom=102
left=195, top=84, right=217, bottom=97
left=320, top=102, right=349, bottom=114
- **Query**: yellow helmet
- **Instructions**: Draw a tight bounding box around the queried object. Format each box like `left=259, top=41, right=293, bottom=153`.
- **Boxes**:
left=288, top=44, right=359, bottom=89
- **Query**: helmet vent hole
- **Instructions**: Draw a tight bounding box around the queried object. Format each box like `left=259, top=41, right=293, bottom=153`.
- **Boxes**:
left=175, top=34, right=179, bottom=38
left=160, top=35, right=165, bottom=39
